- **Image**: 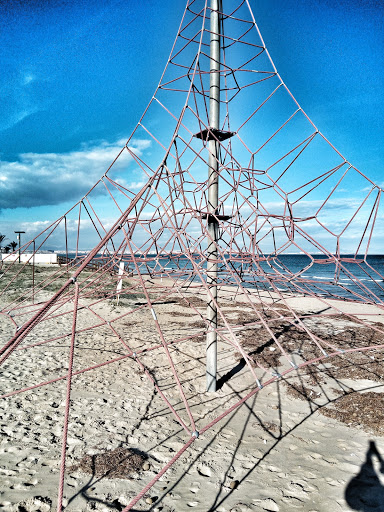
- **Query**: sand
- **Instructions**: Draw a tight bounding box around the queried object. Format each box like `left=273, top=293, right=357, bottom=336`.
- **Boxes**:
left=1, top=269, right=384, bottom=512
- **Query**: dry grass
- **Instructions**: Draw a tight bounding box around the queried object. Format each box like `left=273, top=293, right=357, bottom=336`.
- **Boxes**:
left=285, top=381, right=319, bottom=401
left=68, top=447, right=147, bottom=479
left=174, top=295, right=207, bottom=308
left=320, top=391, right=384, bottom=436
left=235, top=315, right=384, bottom=379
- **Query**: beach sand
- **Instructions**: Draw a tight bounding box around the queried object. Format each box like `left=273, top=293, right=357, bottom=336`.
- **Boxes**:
left=1, top=268, right=384, bottom=511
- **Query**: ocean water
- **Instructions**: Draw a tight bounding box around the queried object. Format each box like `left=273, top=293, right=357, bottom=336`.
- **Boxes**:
left=59, top=252, right=384, bottom=303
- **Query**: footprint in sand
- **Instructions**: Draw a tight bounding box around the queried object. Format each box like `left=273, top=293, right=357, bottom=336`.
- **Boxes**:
left=267, top=465, right=282, bottom=473
left=14, top=496, right=52, bottom=512
left=197, top=464, right=212, bottom=477
left=190, top=481, right=201, bottom=494
left=282, top=480, right=312, bottom=500
left=229, top=504, right=254, bottom=512
left=257, top=498, right=279, bottom=511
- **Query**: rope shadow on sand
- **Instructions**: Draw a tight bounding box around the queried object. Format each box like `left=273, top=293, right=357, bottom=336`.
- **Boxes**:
left=144, top=369, right=384, bottom=512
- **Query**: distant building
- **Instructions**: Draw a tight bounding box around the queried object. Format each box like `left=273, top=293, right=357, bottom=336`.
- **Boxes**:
left=0, top=253, right=58, bottom=264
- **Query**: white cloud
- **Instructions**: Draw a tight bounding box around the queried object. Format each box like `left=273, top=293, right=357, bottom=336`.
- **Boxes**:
left=0, top=138, right=151, bottom=209
left=0, top=71, right=43, bottom=132
left=116, top=180, right=146, bottom=190
left=0, top=107, right=40, bottom=133
left=23, top=74, right=36, bottom=85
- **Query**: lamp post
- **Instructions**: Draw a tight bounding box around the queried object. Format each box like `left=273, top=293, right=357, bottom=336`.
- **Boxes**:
left=14, top=231, right=25, bottom=264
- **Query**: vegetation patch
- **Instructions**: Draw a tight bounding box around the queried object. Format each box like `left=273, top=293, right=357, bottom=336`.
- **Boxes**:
left=320, top=391, right=384, bottom=436
left=68, top=446, right=147, bottom=479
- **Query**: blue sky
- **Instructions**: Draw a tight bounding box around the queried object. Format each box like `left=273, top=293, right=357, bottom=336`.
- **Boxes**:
left=0, top=0, right=383, bottom=251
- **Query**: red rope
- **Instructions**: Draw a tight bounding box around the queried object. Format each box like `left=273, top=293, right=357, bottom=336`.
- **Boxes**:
left=122, top=437, right=196, bottom=511
left=57, top=282, right=80, bottom=512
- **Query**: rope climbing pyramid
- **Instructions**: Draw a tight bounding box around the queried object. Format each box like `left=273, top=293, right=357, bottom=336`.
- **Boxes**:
left=1, top=1, right=384, bottom=510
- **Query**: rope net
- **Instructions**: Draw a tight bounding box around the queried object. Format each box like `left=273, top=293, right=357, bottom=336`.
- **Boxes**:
left=1, top=1, right=383, bottom=510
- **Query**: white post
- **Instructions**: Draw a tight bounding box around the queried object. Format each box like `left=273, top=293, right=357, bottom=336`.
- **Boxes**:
left=116, top=261, right=125, bottom=305
left=206, top=0, right=221, bottom=392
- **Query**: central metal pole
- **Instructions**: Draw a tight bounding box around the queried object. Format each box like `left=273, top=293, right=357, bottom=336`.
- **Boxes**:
left=206, top=0, right=221, bottom=392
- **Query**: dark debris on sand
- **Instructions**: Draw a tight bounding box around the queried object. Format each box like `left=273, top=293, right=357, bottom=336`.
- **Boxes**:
left=236, top=314, right=384, bottom=437
left=237, top=315, right=384, bottom=379
left=68, top=447, right=147, bottom=479
left=321, top=391, right=384, bottom=436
